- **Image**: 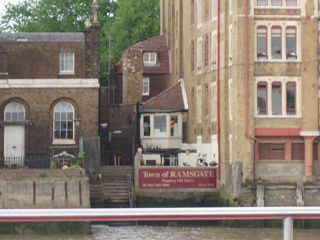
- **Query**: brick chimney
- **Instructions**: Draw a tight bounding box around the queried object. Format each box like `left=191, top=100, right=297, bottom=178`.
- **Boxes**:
left=84, top=0, right=101, bottom=79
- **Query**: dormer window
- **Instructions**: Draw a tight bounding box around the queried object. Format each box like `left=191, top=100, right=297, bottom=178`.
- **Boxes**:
left=143, top=52, right=157, bottom=65
left=60, top=53, right=74, bottom=74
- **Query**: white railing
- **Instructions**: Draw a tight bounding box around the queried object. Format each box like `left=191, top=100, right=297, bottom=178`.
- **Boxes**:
left=1, top=207, right=320, bottom=239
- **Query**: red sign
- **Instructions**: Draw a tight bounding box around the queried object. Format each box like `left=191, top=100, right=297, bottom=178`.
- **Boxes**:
left=139, top=168, right=217, bottom=189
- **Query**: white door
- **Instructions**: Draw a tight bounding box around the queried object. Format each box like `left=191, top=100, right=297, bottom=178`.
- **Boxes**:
left=4, top=125, right=25, bottom=166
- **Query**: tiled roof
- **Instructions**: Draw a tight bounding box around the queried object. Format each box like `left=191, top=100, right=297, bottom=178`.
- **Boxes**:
left=141, top=80, right=188, bottom=111
left=131, top=34, right=169, bottom=51
left=0, top=33, right=84, bottom=42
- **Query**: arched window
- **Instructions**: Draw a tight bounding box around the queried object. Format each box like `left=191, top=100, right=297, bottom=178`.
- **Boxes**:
left=5, top=102, right=25, bottom=121
left=54, top=102, right=74, bottom=141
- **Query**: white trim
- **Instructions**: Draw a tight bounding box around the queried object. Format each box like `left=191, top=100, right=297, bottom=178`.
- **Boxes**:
left=300, top=131, right=320, bottom=137
left=179, top=79, right=189, bottom=110
left=0, top=79, right=100, bottom=89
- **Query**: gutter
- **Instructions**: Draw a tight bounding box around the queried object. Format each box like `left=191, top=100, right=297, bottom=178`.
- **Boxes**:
left=245, top=0, right=257, bottom=180
left=217, top=0, right=221, bottom=180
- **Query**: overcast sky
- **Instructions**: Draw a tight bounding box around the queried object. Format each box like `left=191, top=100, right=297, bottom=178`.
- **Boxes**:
left=0, top=0, right=22, bottom=19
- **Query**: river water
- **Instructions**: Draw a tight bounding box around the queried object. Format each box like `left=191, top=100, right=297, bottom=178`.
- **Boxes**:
left=1, top=225, right=320, bottom=240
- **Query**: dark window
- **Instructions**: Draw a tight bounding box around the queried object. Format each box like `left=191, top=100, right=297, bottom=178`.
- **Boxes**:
left=272, top=82, right=282, bottom=115
left=259, top=143, right=285, bottom=160
left=257, top=27, right=267, bottom=59
left=286, top=27, right=296, bottom=59
left=292, top=143, right=304, bottom=160
left=272, top=0, right=282, bottom=6
left=257, top=82, right=267, bottom=115
left=286, top=82, right=296, bottom=115
left=272, top=27, right=282, bottom=59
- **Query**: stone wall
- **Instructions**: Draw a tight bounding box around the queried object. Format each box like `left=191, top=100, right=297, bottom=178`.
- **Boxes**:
left=0, top=170, right=90, bottom=208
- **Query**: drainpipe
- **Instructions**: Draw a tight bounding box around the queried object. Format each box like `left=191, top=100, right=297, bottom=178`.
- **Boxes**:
left=245, top=0, right=257, bottom=180
left=217, top=0, right=221, bottom=180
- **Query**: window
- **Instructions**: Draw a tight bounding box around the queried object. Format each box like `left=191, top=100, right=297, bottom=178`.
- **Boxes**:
left=292, top=143, right=304, bottom=160
left=191, top=40, right=195, bottom=71
left=154, top=115, right=167, bottom=137
left=211, top=82, right=217, bottom=121
left=257, top=0, right=268, bottom=6
left=60, top=53, right=74, bottom=74
left=5, top=102, right=25, bottom=121
left=286, top=82, right=296, bottom=115
left=205, top=83, right=209, bottom=116
left=197, top=0, right=202, bottom=28
left=272, top=27, right=282, bottom=59
left=191, top=0, right=195, bottom=25
left=205, top=34, right=209, bottom=67
left=212, top=0, right=217, bottom=20
left=205, top=0, right=209, bottom=20
left=212, top=31, right=217, bottom=68
left=228, top=79, right=233, bottom=120
left=197, top=86, right=202, bottom=123
left=256, top=78, right=300, bottom=117
left=286, top=27, right=296, bottom=59
left=272, top=0, right=282, bottom=5
left=257, top=82, right=267, bottom=115
left=257, top=27, right=267, bottom=59
left=259, top=143, right=285, bottom=160
left=143, top=116, right=151, bottom=137
left=256, top=23, right=299, bottom=61
left=170, top=116, right=179, bottom=136
left=143, top=52, right=157, bottom=65
left=286, top=0, right=296, bottom=6
left=229, top=25, right=233, bottom=63
left=272, top=82, right=281, bottom=115
left=142, top=77, right=149, bottom=96
left=197, top=37, right=202, bottom=74
left=54, top=102, right=74, bottom=141
left=175, top=10, right=179, bottom=36
left=191, top=87, right=195, bottom=118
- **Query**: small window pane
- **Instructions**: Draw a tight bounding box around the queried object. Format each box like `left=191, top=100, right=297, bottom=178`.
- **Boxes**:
left=5, top=113, right=11, bottom=121
left=287, top=83, right=296, bottom=115
left=54, top=131, right=60, bottom=139
left=67, top=121, right=73, bottom=130
left=257, top=83, right=267, bottom=115
left=170, top=116, right=179, bottom=136
left=286, top=0, right=296, bottom=6
left=143, top=116, right=151, bottom=136
left=272, top=83, right=282, bottom=115
left=257, top=0, right=268, bottom=6
left=67, top=130, right=73, bottom=139
left=272, top=28, right=282, bottom=59
left=154, top=115, right=167, bottom=137
left=272, top=0, right=282, bottom=6
left=54, top=122, right=60, bottom=130
left=286, top=27, right=296, bottom=58
left=55, top=112, right=60, bottom=121
left=12, top=112, right=18, bottom=121
left=61, top=131, right=67, bottom=139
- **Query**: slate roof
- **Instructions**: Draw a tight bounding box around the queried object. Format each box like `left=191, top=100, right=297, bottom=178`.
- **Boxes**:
left=141, top=79, right=188, bottom=112
left=0, top=33, right=84, bottom=42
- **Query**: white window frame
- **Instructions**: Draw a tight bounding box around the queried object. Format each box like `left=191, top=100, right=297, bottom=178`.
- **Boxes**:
left=5, top=102, right=25, bottom=121
left=254, top=77, right=301, bottom=118
left=142, top=77, right=150, bottom=96
left=255, top=21, right=301, bottom=62
left=140, top=113, right=182, bottom=138
left=197, top=0, right=202, bottom=29
left=211, top=82, right=217, bottom=121
left=229, top=79, right=233, bottom=121
left=59, top=53, right=74, bottom=74
left=144, top=52, right=157, bottom=65
left=212, top=0, right=217, bottom=22
left=255, top=0, right=300, bottom=7
left=211, top=30, right=217, bottom=70
left=53, top=101, right=75, bottom=145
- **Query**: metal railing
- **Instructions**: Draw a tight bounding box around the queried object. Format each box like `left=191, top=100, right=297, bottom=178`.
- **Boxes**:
left=0, top=207, right=319, bottom=239
left=0, top=155, right=50, bottom=169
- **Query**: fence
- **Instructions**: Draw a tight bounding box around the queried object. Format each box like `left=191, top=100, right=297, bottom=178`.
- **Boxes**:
left=0, top=153, right=50, bottom=169
left=0, top=207, right=319, bottom=239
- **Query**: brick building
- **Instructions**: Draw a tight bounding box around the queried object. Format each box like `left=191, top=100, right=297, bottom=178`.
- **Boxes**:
left=0, top=0, right=101, bottom=166
left=161, top=0, right=320, bottom=195
left=107, top=35, right=172, bottom=166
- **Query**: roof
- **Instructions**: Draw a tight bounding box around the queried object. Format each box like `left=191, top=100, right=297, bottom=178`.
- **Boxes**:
left=130, top=34, right=169, bottom=51
left=116, top=34, right=170, bottom=75
left=141, top=79, right=188, bottom=112
left=0, top=33, right=84, bottom=42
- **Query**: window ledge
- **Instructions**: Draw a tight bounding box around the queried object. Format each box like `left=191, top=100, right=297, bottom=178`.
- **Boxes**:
left=59, top=72, right=75, bottom=76
left=52, top=140, right=76, bottom=145
left=255, top=59, right=300, bottom=63
left=255, top=115, right=301, bottom=119
left=255, top=6, right=300, bottom=9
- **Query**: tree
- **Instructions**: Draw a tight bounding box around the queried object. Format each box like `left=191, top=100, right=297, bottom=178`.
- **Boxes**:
left=109, top=0, right=160, bottom=61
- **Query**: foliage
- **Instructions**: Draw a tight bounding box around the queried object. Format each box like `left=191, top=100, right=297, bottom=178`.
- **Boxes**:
left=69, top=163, right=82, bottom=169
left=0, top=0, right=160, bottom=86
left=50, top=162, right=58, bottom=169
left=109, top=0, right=160, bottom=62
left=39, top=173, right=46, bottom=178
left=77, top=151, right=85, bottom=166
left=62, top=165, right=69, bottom=170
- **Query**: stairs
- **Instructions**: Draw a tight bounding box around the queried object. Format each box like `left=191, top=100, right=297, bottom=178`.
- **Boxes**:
left=99, top=166, right=134, bottom=208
